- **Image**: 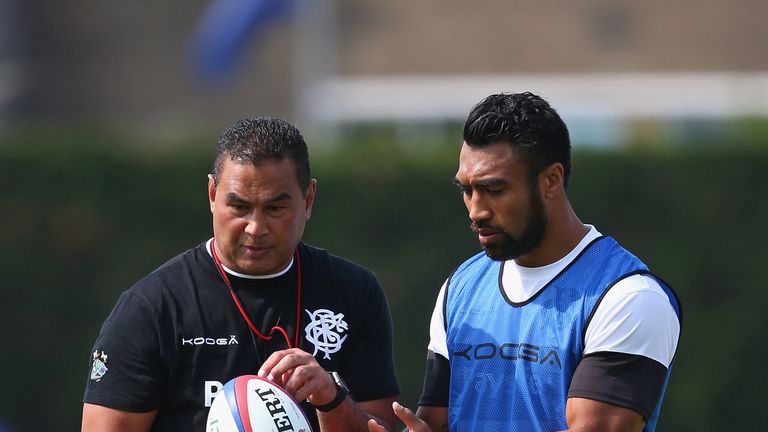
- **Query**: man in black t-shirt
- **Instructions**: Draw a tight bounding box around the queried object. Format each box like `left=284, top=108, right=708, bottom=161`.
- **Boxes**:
left=82, top=117, right=400, bottom=432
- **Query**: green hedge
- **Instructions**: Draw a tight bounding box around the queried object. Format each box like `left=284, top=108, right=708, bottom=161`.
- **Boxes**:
left=1, top=129, right=766, bottom=431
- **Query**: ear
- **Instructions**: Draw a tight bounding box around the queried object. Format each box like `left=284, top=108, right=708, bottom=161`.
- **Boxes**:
left=540, top=163, right=565, bottom=199
left=304, top=179, right=317, bottom=220
left=207, top=174, right=216, bottom=214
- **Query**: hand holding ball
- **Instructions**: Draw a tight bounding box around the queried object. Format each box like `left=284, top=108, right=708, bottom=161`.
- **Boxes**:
left=206, top=375, right=313, bottom=432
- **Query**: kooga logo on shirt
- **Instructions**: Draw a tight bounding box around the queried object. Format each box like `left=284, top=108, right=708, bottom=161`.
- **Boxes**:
left=181, top=335, right=239, bottom=346
left=453, top=342, right=562, bottom=368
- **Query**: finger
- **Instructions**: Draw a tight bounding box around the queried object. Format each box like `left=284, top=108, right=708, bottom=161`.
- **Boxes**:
left=257, top=349, right=292, bottom=380
left=367, top=419, right=387, bottom=432
left=282, top=365, right=314, bottom=400
left=263, top=369, right=295, bottom=390
left=281, top=370, right=294, bottom=387
left=393, top=402, right=422, bottom=431
left=284, top=365, right=334, bottom=403
left=259, top=348, right=309, bottom=382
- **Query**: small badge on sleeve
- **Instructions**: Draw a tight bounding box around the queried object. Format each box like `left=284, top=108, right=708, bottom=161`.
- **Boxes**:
left=90, top=350, right=109, bottom=382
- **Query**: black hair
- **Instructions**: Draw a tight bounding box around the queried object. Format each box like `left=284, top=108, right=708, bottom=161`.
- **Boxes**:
left=463, top=92, right=572, bottom=187
left=212, top=117, right=311, bottom=192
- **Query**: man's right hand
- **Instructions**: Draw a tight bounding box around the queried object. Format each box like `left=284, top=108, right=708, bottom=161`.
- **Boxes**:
left=367, top=402, right=432, bottom=432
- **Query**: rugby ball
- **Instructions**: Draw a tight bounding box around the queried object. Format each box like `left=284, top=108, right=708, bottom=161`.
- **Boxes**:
left=206, top=375, right=313, bottom=432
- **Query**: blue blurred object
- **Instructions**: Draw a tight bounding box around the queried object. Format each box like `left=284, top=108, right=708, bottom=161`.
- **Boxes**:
left=188, top=0, right=298, bottom=83
left=0, top=418, right=14, bottom=432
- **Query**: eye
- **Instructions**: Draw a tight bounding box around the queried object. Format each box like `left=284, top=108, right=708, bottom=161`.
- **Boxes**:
left=456, top=185, right=471, bottom=196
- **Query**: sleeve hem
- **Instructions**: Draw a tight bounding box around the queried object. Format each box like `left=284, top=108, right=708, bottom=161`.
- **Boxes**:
left=567, top=390, right=650, bottom=420
left=417, top=399, right=449, bottom=407
left=83, top=394, right=159, bottom=413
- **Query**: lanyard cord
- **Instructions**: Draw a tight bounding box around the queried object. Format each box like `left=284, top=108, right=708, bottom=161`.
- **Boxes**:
left=211, top=239, right=301, bottom=349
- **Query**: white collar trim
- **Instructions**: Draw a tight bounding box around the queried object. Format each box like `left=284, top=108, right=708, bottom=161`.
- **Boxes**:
left=205, top=238, right=293, bottom=279
left=501, top=225, right=601, bottom=302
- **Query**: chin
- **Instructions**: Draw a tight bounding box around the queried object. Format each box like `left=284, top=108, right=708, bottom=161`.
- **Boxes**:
left=483, top=242, right=527, bottom=261
left=484, top=247, right=510, bottom=261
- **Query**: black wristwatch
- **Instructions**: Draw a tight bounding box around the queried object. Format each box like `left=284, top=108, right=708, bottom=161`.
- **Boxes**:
left=312, top=371, right=349, bottom=412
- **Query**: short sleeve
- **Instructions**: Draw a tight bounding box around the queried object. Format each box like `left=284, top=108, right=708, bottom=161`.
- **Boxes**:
left=426, top=280, right=449, bottom=359
left=571, top=274, right=682, bottom=419
left=418, top=350, right=450, bottom=407
left=419, top=280, right=450, bottom=407
left=83, top=291, right=167, bottom=412
left=338, top=275, right=400, bottom=402
left=585, top=274, right=680, bottom=366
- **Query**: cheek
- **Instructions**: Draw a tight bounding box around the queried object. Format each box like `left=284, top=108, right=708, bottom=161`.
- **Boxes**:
left=285, top=212, right=307, bottom=237
left=495, top=200, right=527, bottom=226
left=214, top=210, right=244, bottom=232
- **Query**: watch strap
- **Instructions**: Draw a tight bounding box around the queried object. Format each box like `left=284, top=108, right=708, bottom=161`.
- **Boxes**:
left=311, top=384, right=349, bottom=412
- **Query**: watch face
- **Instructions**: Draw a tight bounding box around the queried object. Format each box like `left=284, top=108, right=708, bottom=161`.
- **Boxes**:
left=331, top=371, right=348, bottom=391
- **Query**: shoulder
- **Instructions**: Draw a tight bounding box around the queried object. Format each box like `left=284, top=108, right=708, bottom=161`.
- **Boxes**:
left=299, top=243, right=380, bottom=286
left=586, top=274, right=681, bottom=366
left=600, top=274, right=679, bottom=320
left=443, top=251, right=496, bottom=303
left=449, top=250, right=493, bottom=284
left=456, top=250, right=491, bottom=272
left=124, top=243, right=209, bottom=305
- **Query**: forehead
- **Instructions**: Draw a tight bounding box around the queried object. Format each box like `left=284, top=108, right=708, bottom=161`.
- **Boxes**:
left=217, top=157, right=301, bottom=196
left=456, top=141, right=526, bottom=182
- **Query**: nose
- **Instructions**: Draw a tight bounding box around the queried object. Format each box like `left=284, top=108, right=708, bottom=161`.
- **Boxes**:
left=467, top=194, right=491, bottom=223
left=244, top=211, right=268, bottom=237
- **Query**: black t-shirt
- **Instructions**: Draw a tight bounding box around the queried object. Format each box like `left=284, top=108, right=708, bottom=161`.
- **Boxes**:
left=83, top=241, right=400, bottom=431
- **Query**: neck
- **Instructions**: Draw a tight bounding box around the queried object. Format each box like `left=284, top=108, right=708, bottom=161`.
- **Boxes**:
left=206, top=239, right=294, bottom=279
left=515, top=201, right=587, bottom=267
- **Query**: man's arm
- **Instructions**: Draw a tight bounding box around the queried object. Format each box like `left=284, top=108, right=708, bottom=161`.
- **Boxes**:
left=368, top=398, right=643, bottom=432
left=367, top=403, right=445, bottom=432
left=563, top=398, right=645, bottom=432
left=314, top=396, right=398, bottom=432
left=563, top=275, right=681, bottom=431
left=259, top=348, right=398, bottom=432
left=82, top=292, right=166, bottom=431
left=81, top=403, right=157, bottom=432
left=414, top=406, right=448, bottom=432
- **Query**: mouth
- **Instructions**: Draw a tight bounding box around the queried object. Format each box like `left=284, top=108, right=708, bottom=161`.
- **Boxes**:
left=473, top=228, right=502, bottom=245
left=242, top=244, right=272, bottom=257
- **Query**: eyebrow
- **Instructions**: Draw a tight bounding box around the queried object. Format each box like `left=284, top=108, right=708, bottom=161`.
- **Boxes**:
left=453, top=177, right=507, bottom=188
left=225, top=192, right=293, bottom=205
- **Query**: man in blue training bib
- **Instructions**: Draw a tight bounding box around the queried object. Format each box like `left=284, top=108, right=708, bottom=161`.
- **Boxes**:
left=369, top=92, right=681, bottom=432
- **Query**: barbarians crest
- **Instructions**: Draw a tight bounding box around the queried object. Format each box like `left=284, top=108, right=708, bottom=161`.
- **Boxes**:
left=304, top=308, right=348, bottom=360
left=90, top=350, right=109, bottom=382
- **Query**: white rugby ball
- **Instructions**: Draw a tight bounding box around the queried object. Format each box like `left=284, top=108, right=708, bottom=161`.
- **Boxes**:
left=206, top=375, right=313, bottom=432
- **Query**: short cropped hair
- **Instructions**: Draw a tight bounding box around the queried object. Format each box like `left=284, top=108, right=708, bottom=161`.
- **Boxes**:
left=463, top=92, right=572, bottom=187
left=212, top=117, right=311, bottom=192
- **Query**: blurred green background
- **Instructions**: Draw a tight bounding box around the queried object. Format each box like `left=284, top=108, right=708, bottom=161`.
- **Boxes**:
left=2, top=122, right=767, bottom=431
left=3, top=1, right=768, bottom=430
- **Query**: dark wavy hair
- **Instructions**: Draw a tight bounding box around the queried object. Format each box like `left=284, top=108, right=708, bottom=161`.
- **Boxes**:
left=463, top=92, right=571, bottom=188
left=212, top=117, right=311, bottom=193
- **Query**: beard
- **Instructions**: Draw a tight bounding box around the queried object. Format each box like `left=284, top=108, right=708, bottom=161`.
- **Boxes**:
left=474, top=181, right=547, bottom=261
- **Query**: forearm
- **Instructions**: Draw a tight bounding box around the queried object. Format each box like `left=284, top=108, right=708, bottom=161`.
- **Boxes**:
left=414, top=406, right=448, bottom=432
left=563, top=397, right=645, bottom=432
left=318, top=397, right=392, bottom=432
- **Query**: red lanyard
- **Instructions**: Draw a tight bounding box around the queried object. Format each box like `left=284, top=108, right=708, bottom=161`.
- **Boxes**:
left=210, top=239, right=302, bottom=349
